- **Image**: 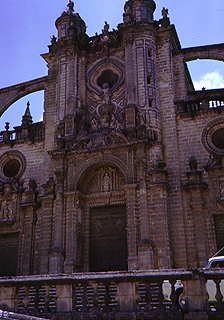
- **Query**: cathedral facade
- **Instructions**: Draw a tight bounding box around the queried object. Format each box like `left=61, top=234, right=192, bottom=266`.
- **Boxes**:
left=0, top=0, right=224, bottom=277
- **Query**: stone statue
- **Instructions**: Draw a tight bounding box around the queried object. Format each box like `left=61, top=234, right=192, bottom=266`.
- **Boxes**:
left=162, top=7, right=169, bottom=19
left=102, top=172, right=111, bottom=192
left=67, top=0, right=74, bottom=13
left=102, top=21, right=110, bottom=34
left=51, top=35, right=57, bottom=45
left=189, top=156, right=198, bottom=171
left=101, top=83, right=111, bottom=104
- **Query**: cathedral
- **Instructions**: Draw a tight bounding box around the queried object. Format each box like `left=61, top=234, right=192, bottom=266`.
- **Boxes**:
left=0, top=0, right=224, bottom=279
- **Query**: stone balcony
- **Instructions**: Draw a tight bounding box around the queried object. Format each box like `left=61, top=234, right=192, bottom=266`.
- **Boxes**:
left=0, top=269, right=223, bottom=320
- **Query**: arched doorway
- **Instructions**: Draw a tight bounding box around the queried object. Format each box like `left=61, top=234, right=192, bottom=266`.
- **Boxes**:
left=76, top=164, right=128, bottom=272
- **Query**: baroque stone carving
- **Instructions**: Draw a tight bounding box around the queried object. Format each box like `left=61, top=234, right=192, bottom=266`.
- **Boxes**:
left=0, top=201, right=15, bottom=221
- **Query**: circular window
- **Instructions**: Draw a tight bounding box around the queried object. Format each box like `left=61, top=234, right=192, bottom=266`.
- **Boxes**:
left=0, top=151, right=26, bottom=182
left=211, top=128, right=224, bottom=149
left=202, top=118, right=224, bottom=156
left=3, top=159, right=20, bottom=178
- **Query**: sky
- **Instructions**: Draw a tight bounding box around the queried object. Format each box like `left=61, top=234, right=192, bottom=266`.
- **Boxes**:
left=0, top=0, right=224, bottom=130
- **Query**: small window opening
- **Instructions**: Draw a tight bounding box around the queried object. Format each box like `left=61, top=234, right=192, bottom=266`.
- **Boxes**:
left=148, top=50, right=151, bottom=57
left=147, top=75, right=151, bottom=84
left=148, top=99, right=152, bottom=107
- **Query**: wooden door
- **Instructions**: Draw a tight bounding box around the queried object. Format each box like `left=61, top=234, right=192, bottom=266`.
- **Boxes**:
left=0, top=233, right=19, bottom=276
left=90, top=205, right=127, bottom=272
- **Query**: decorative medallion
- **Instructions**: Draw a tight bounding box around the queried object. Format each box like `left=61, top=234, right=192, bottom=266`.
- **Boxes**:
left=0, top=151, right=26, bottom=183
left=202, top=118, right=224, bottom=156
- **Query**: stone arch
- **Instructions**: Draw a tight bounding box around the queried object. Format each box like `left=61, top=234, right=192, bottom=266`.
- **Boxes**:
left=181, top=44, right=224, bottom=62
left=74, top=154, right=130, bottom=191
left=0, top=76, right=47, bottom=117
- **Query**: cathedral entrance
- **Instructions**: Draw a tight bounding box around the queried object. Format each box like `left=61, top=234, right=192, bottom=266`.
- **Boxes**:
left=90, top=204, right=127, bottom=272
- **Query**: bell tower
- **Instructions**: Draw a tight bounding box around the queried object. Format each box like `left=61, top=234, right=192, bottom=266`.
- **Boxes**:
left=122, top=0, right=160, bottom=142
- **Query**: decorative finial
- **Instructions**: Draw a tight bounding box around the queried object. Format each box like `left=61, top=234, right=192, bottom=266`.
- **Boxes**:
left=27, top=101, right=30, bottom=108
left=67, top=0, right=74, bottom=13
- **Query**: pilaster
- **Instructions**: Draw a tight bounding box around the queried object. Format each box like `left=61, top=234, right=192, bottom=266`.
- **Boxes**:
left=124, top=184, right=138, bottom=271
left=49, top=169, right=65, bottom=274
left=183, top=169, right=208, bottom=268
left=40, top=177, right=55, bottom=274
left=148, top=168, right=172, bottom=269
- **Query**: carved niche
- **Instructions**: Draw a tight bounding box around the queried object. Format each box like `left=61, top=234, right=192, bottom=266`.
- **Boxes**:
left=85, top=166, right=125, bottom=194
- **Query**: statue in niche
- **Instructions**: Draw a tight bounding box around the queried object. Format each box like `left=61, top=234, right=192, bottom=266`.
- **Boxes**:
left=0, top=201, right=14, bottom=220
left=102, top=83, right=111, bottom=104
left=99, top=83, right=112, bottom=127
left=102, top=172, right=111, bottom=192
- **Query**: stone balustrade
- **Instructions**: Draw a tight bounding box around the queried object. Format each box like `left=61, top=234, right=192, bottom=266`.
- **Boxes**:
left=0, top=269, right=223, bottom=319
left=0, top=122, right=45, bottom=144
left=175, top=88, right=224, bottom=118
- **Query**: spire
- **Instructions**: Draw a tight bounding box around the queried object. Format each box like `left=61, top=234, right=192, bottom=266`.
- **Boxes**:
left=22, top=101, right=33, bottom=127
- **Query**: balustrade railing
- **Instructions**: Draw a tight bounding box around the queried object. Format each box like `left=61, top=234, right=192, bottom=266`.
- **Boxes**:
left=0, top=122, right=44, bottom=144
left=176, top=98, right=224, bottom=117
left=0, top=269, right=223, bottom=319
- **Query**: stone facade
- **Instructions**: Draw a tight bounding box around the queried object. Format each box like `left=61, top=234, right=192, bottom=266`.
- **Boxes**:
left=0, top=0, right=224, bottom=278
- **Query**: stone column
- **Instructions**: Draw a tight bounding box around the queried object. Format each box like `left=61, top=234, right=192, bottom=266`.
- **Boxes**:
left=49, top=169, right=65, bottom=274
left=124, top=184, right=138, bottom=271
